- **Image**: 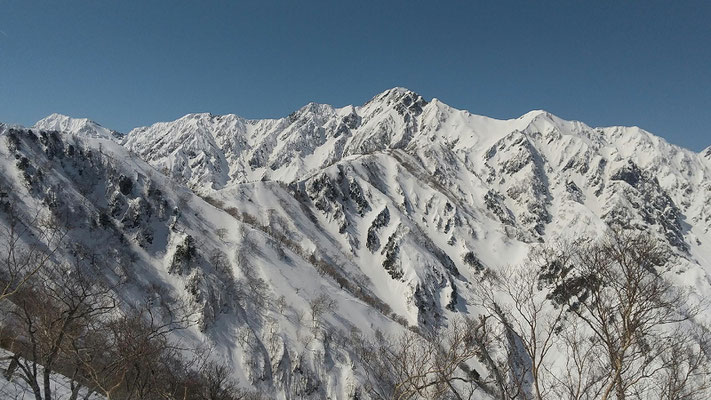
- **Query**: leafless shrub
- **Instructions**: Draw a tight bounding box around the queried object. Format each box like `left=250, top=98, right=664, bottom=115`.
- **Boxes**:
left=0, top=203, right=66, bottom=303
left=358, top=317, right=481, bottom=400
left=6, top=261, right=117, bottom=400
left=539, top=231, right=708, bottom=400
left=308, top=293, right=336, bottom=329
left=474, top=230, right=711, bottom=400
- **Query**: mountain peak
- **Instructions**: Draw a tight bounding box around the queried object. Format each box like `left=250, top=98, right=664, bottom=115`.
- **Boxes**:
left=363, top=87, right=428, bottom=118
left=34, top=113, right=124, bottom=141
left=44, top=112, right=71, bottom=120
left=37, top=113, right=85, bottom=126
left=703, top=145, right=711, bottom=160
left=293, top=101, right=336, bottom=116
left=387, top=86, right=416, bottom=95
left=177, top=112, right=217, bottom=121
left=519, top=109, right=550, bottom=119
left=370, top=87, right=424, bottom=103
left=519, top=109, right=574, bottom=126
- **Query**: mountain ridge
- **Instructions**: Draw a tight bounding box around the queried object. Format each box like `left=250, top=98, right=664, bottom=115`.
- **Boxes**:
left=33, top=88, right=708, bottom=163
left=34, top=112, right=125, bottom=141
left=2, top=88, right=709, bottom=398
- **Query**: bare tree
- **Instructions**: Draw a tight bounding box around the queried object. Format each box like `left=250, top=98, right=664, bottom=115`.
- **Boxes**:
left=470, top=231, right=711, bottom=400
left=194, top=361, right=246, bottom=400
left=70, top=304, right=193, bottom=400
left=308, top=293, right=336, bottom=330
left=215, top=228, right=229, bottom=242
left=235, top=233, right=271, bottom=319
left=359, top=318, right=482, bottom=400
left=653, top=326, right=711, bottom=400
left=0, top=203, right=65, bottom=303
left=6, top=261, right=116, bottom=400
left=538, top=231, right=709, bottom=400
left=547, top=318, right=607, bottom=400
left=473, top=262, right=567, bottom=400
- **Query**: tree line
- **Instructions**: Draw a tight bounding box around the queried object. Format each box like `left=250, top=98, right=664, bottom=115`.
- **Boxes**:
left=0, top=203, right=265, bottom=400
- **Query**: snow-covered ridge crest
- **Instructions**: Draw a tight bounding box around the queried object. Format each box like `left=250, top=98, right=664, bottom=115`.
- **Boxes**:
left=122, top=88, right=708, bottom=190
left=121, top=88, right=524, bottom=190
left=34, top=112, right=124, bottom=141
left=3, top=88, right=711, bottom=398
left=118, top=87, right=711, bottom=252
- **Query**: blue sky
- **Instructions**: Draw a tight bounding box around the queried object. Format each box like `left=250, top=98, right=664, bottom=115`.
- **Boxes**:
left=0, top=1, right=709, bottom=151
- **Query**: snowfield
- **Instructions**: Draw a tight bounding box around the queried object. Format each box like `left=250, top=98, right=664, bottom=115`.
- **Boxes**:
left=0, top=88, right=709, bottom=399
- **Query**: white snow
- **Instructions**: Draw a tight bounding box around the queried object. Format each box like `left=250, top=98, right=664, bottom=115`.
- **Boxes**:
left=5, top=88, right=710, bottom=398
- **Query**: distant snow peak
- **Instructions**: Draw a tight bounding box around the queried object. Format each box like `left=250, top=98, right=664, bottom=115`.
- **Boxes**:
left=34, top=113, right=124, bottom=141
left=181, top=112, right=220, bottom=121
left=520, top=109, right=549, bottom=119
left=368, top=87, right=427, bottom=110
left=3, top=88, right=711, bottom=399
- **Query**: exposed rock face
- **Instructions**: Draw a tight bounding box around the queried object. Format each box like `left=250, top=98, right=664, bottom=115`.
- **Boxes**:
left=7, top=88, right=710, bottom=398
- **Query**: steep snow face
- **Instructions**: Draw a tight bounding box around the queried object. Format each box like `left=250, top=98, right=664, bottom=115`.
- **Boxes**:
left=122, top=89, right=711, bottom=329
left=34, top=113, right=124, bottom=141
left=123, top=106, right=353, bottom=192
left=123, top=113, right=247, bottom=191
left=123, top=89, right=536, bottom=192
left=0, top=124, right=407, bottom=398
left=124, top=88, right=710, bottom=247
left=5, top=90, right=711, bottom=398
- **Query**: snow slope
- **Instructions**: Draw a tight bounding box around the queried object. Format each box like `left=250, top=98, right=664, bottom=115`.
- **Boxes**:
left=0, top=123, right=407, bottom=399
left=122, top=88, right=711, bottom=256
left=8, top=88, right=711, bottom=398
left=34, top=113, right=124, bottom=141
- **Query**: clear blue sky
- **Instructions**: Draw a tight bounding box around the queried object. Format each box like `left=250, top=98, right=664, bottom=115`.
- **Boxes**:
left=0, top=1, right=709, bottom=151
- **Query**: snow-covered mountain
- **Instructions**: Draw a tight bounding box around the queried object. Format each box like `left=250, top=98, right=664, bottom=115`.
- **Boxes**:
left=2, top=88, right=709, bottom=398
left=1, top=122, right=408, bottom=398
left=123, top=88, right=711, bottom=252
left=34, top=113, right=124, bottom=141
